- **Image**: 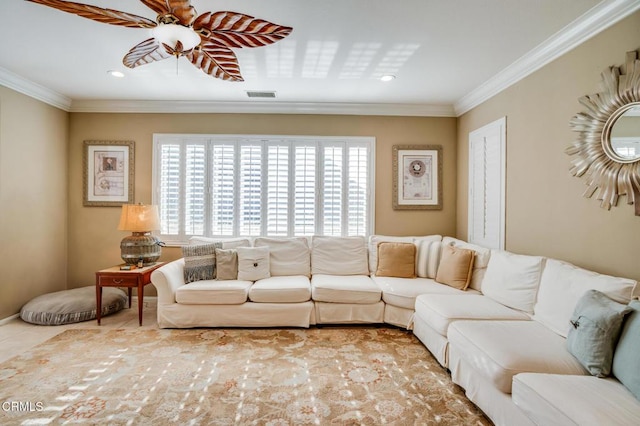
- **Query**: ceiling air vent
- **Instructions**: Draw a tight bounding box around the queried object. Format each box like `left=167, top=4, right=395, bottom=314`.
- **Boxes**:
left=246, top=91, right=276, bottom=98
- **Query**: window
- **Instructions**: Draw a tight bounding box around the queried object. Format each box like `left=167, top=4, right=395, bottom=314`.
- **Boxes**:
left=153, top=135, right=375, bottom=244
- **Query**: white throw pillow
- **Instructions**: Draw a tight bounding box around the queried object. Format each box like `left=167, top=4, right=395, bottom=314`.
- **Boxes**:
left=442, top=237, right=491, bottom=290
left=237, top=246, right=271, bottom=281
left=533, top=258, right=637, bottom=337
left=312, top=236, right=369, bottom=276
left=254, top=237, right=311, bottom=277
left=481, top=249, right=545, bottom=314
left=415, top=236, right=443, bottom=279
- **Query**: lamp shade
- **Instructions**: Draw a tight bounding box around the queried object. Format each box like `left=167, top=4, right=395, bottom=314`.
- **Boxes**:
left=118, top=204, right=160, bottom=232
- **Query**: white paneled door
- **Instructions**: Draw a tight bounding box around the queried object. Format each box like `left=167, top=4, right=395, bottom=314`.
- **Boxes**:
left=468, top=117, right=506, bottom=250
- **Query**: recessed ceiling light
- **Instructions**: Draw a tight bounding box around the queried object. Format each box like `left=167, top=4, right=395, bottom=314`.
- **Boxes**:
left=380, top=75, right=396, bottom=82
left=108, top=70, right=125, bottom=78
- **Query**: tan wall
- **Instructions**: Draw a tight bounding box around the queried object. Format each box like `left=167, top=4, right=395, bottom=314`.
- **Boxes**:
left=0, top=87, right=68, bottom=318
left=457, top=11, right=640, bottom=282
left=69, top=113, right=457, bottom=293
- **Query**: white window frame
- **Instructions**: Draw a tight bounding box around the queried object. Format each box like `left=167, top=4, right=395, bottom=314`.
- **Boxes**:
left=152, top=134, right=376, bottom=245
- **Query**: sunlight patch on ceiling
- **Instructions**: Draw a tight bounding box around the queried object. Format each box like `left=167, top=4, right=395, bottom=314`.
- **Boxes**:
left=266, top=41, right=297, bottom=79
left=302, top=41, right=339, bottom=79
left=339, top=43, right=381, bottom=79
left=372, top=44, right=420, bottom=79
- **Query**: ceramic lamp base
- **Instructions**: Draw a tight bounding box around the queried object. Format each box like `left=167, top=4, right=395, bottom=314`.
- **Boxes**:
left=120, top=232, right=161, bottom=266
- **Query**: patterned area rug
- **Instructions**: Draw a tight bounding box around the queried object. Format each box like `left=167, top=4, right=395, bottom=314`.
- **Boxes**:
left=0, top=327, right=490, bottom=425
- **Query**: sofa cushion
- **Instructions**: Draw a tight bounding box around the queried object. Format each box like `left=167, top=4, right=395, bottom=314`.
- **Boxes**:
left=189, top=236, right=251, bottom=249
left=237, top=246, right=271, bottom=281
left=311, top=274, right=381, bottom=304
left=182, top=242, right=222, bottom=283
left=513, top=373, right=640, bottom=426
left=414, top=294, right=530, bottom=336
left=215, top=248, right=238, bottom=280
left=533, top=258, right=638, bottom=337
left=481, top=250, right=545, bottom=314
left=249, top=276, right=311, bottom=303
left=254, top=237, right=311, bottom=277
left=613, top=300, right=640, bottom=400
left=312, top=236, right=369, bottom=276
left=376, top=242, right=416, bottom=278
left=442, top=237, right=491, bottom=291
left=175, top=280, right=252, bottom=304
left=373, top=276, right=480, bottom=310
left=566, top=290, right=632, bottom=377
left=435, top=244, right=474, bottom=290
left=448, top=320, right=587, bottom=394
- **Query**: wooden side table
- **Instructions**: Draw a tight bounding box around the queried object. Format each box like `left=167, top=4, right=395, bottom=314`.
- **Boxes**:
left=95, top=262, right=165, bottom=326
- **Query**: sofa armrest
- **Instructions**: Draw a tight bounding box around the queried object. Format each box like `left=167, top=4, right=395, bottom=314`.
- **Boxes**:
left=151, top=258, right=186, bottom=304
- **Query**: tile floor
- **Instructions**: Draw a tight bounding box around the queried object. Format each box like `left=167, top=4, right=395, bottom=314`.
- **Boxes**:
left=0, top=298, right=159, bottom=364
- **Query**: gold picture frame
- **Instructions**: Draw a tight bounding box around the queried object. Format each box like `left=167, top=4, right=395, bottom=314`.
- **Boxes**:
left=83, top=140, right=135, bottom=207
left=392, top=145, right=443, bottom=210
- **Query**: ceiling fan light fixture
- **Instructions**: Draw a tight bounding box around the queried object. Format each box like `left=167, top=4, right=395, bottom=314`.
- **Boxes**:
left=107, top=70, right=125, bottom=78
left=152, top=23, right=201, bottom=51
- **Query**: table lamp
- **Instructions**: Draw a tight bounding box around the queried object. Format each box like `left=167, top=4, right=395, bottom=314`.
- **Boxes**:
left=118, top=204, right=162, bottom=266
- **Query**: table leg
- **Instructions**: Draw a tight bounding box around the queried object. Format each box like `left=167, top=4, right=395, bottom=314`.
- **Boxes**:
left=128, top=288, right=132, bottom=308
left=96, top=284, right=102, bottom=325
left=137, top=282, right=144, bottom=326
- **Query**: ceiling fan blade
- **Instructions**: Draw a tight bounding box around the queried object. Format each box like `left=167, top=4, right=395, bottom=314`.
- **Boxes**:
left=187, top=44, right=244, bottom=82
left=193, top=11, right=292, bottom=49
left=140, top=1, right=196, bottom=26
left=26, top=0, right=157, bottom=28
left=123, top=38, right=171, bottom=68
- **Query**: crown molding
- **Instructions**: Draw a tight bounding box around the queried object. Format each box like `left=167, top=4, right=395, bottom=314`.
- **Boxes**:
left=69, top=99, right=456, bottom=117
left=454, top=0, right=640, bottom=116
left=0, top=66, right=71, bottom=111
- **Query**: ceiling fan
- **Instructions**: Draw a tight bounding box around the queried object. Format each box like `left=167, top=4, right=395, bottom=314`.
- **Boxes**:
left=26, top=0, right=293, bottom=82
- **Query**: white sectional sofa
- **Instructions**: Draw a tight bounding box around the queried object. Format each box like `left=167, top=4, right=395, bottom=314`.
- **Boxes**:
left=414, top=249, right=640, bottom=426
left=151, top=234, right=640, bottom=425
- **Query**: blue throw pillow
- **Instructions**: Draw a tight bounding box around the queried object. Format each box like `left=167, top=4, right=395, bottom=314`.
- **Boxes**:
left=612, top=300, right=640, bottom=400
left=566, top=289, right=632, bottom=377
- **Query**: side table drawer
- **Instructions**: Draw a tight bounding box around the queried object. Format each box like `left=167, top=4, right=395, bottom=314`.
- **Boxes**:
left=98, top=275, right=138, bottom=287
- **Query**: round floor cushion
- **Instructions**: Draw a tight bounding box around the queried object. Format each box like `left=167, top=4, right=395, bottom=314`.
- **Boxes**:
left=20, top=286, right=127, bottom=325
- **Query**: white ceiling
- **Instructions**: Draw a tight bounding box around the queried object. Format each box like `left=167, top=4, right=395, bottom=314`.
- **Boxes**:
left=0, top=0, right=637, bottom=116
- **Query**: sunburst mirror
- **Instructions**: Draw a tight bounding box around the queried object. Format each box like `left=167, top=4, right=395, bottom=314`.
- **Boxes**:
left=567, top=50, right=640, bottom=216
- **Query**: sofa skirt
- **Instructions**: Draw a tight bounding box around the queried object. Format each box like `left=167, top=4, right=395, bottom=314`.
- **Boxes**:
left=382, top=304, right=413, bottom=329
left=156, top=301, right=315, bottom=328
left=413, top=311, right=449, bottom=368
left=314, top=301, right=384, bottom=324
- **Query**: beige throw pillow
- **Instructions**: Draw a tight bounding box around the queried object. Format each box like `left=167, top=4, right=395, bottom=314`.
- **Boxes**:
left=376, top=242, right=416, bottom=278
left=215, top=248, right=238, bottom=280
left=435, top=244, right=475, bottom=290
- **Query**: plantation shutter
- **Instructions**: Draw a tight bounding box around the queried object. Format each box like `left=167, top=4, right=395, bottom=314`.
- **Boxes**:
left=158, top=142, right=181, bottom=236
left=348, top=145, right=369, bottom=236
left=266, top=142, right=289, bottom=236
left=323, top=144, right=344, bottom=236
left=294, top=144, right=316, bottom=236
left=211, top=143, right=235, bottom=236
left=184, top=142, right=207, bottom=236
left=239, top=143, right=262, bottom=236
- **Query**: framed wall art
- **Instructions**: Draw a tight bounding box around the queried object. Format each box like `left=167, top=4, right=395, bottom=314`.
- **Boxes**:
left=83, top=140, right=135, bottom=207
left=392, top=145, right=443, bottom=210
